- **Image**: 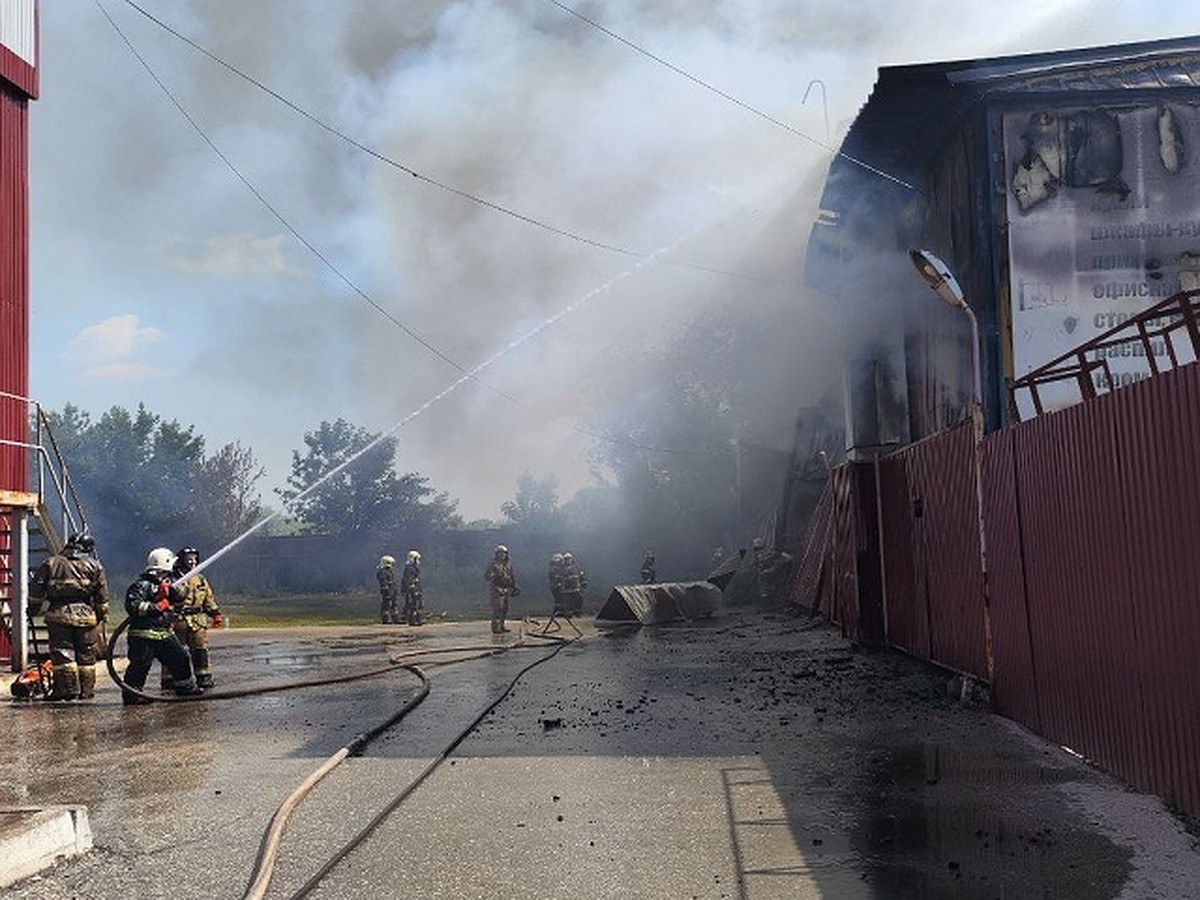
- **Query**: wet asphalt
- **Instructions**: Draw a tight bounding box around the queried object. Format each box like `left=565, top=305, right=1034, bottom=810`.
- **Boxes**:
left=3, top=610, right=1199, bottom=899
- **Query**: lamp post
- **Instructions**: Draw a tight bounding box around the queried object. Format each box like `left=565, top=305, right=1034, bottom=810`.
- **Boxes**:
left=908, top=249, right=982, bottom=408
left=909, top=248, right=994, bottom=685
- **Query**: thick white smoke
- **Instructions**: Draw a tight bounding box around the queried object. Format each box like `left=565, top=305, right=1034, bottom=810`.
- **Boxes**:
left=29, top=0, right=1197, bottom=518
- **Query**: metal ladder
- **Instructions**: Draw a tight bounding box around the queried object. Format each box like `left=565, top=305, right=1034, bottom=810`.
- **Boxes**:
left=1, top=393, right=90, bottom=671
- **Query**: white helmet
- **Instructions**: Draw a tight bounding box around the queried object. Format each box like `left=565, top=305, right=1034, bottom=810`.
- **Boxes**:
left=146, top=547, right=176, bottom=573
left=495, top=544, right=508, bottom=557
left=380, top=555, right=395, bottom=567
left=407, top=550, right=421, bottom=564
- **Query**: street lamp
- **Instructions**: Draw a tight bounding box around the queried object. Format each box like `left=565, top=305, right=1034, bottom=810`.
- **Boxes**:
left=908, top=248, right=994, bottom=686
left=909, top=248, right=982, bottom=408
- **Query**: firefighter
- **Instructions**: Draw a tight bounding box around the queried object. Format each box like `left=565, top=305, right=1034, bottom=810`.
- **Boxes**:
left=28, top=533, right=109, bottom=701
left=377, top=555, right=400, bottom=624
left=122, top=547, right=202, bottom=705
left=640, top=549, right=656, bottom=584
left=558, top=552, right=587, bottom=617
left=164, top=547, right=223, bottom=690
left=401, top=550, right=424, bottom=626
left=483, top=544, right=520, bottom=634
left=547, top=552, right=567, bottom=613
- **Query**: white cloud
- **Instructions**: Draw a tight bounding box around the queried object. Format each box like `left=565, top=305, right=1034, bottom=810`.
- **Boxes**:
left=166, top=233, right=303, bottom=277
left=65, top=314, right=164, bottom=364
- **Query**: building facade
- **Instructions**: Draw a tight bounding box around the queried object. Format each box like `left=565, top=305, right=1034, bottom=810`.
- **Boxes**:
left=806, top=36, right=1200, bottom=454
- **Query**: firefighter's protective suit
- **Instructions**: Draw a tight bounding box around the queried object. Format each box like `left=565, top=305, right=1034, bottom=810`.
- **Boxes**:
left=123, top=549, right=201, bottom=704
left=29, top=539, right=109, bottom=700
left=401, top=551, right=423, bottom=626
left=163, top=548, right=223, bottom=690
left=377, top=556, right=399, bottom=624
left=484, top=545, right=519, bottom=633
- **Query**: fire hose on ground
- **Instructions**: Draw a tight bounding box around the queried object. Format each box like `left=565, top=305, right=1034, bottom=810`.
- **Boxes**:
left=95, top=612, right=577, bottom=898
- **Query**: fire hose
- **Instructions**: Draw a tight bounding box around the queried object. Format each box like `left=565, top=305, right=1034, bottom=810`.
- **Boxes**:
left=271, top=630, right=578, bottom=900
left=99, top=612, right=577, bottom=897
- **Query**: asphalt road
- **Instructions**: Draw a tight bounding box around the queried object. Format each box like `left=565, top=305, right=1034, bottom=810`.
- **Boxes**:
left=3, top=612, right=1198, bottom=899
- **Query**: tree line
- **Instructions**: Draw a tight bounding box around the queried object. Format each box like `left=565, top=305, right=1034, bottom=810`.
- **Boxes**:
left=37, top=297, right=839, bottom=588
left=40, top=405, right=461, bottom=579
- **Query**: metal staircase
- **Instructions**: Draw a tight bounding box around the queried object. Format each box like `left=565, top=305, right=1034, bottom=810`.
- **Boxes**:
left=1, top=392, right=91, bottom=671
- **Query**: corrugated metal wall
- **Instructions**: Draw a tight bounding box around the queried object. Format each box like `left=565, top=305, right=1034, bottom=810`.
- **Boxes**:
left=978, top=426, right=1040, bottom=731
left=994, top=365, right=1200, bottom=818
left=1, top=81, right=29, bottom=492
left=1, top=54, right=32, bottom=665
left=0, top=0, right=38, bottom=98
left=878, top=422, right=988, bottom=678
left=836, top=366, right=1200, bottom=818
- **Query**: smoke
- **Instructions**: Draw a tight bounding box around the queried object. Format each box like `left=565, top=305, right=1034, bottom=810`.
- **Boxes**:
left=29, top=0, right=1195, bottom=522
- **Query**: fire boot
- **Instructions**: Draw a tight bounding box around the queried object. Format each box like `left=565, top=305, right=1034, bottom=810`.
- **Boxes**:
left=49, top=664, right=80, bottom=701
left=77, top=666, right=97, bottom=700
left=193, top=648, right=214, bottom=689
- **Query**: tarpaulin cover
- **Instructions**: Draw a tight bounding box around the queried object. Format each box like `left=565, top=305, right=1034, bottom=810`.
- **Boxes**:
left=595, top=582, right=720, bottom=626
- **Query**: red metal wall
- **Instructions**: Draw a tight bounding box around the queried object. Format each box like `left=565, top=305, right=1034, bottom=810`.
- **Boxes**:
left=0, top=80, right=29, bottom=493
left=868, top=366, right=1200, bottom=818
left=978, top=426, right=1040, bottom=731
left=878, top=422, right=988, bottom=678
left=994, top=365, right=1200, bottom=818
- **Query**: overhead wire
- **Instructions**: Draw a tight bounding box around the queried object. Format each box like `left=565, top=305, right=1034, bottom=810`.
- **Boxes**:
left=546, top=0, right=919, bottom=193
left=94, top=0, right=750, bottom=461
left=117, top=0, right=798, bottom=287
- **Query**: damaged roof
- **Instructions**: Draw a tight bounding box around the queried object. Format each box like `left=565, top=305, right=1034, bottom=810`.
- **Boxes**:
left=839, top=34, right=1200, bottom=193
left=807, top=35, right=1200, bottom=295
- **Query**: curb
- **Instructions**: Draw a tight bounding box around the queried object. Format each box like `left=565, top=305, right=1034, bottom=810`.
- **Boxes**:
left=0, top=806, right=93, bottom=889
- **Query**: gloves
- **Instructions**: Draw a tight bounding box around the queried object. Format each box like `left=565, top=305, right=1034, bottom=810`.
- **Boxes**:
left=211, top=612, right=224, bottom=629
left=511, top=587, right=521, bottom=597
left=155, top=580, right=172, bottom=612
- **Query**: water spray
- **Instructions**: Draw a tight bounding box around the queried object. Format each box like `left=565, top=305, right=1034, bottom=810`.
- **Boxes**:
left=182, top=228, right=702, bottom=585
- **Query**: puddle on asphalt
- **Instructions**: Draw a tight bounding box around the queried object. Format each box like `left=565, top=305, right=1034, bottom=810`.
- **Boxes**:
left=244, top=653, right=321, bottom=668
left=848, top=742, right=1133, bottom=898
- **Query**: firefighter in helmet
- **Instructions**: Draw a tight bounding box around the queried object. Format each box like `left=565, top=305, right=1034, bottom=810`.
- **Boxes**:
left=122, top=547, right=202, bottom=704
left=401, top=550, right=424, bottom=626
left=483, top=544, right=520, bottom=634
left=165, top=546, right=223, bottom=690
left=547, top=552, right=567, bottom=614
left=558, top=552, right=587, bottom=617
left=377, top=555, right=400, bottom=624
left=28, top=533, right=109, bottom=700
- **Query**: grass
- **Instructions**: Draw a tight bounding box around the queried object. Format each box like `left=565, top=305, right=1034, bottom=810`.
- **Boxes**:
left=220, top=591, right=488, bottom=628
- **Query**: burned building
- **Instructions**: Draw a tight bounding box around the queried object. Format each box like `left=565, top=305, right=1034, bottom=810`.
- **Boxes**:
left=807, top=35, right=1200, bottom=455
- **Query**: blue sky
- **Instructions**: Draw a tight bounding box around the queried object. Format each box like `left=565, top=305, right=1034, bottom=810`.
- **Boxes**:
left=27, top=1, right=1200, bottom=519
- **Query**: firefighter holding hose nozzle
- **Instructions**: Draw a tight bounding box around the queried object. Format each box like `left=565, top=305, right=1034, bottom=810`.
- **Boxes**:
left=121, top=548, right=203, bottom=705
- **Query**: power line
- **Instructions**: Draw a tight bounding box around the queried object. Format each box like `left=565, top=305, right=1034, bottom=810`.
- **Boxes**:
left=547, top=0, right=917, bottom=193
left=92, top=0, right=747, bottom=461
left=118, top=0, right=797, bottom=288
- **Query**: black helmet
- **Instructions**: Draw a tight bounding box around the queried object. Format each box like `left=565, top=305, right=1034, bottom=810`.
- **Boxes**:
left=69, top=532, right=95, bottom=553
left=176, top=546, right=200, bottom=569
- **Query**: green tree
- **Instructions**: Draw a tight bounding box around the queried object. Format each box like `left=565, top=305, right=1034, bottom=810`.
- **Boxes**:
left=279, top=418, right=459, bottom=535
left=500, top=471, right=562, bottom=530
left=193, top=442, right=266, bottom=549
left=41, top=403, right=266, bottom=575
